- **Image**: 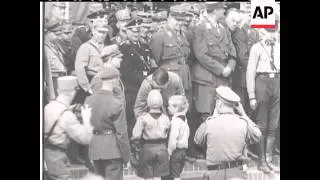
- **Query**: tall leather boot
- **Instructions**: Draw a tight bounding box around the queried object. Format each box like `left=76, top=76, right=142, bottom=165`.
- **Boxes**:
left=266, top=136, right=280, bottom=173
left=257, top=135, right=271, bottom=173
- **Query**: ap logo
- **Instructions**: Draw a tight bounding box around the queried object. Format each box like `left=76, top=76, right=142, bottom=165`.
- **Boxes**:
left=251, top=0, right=277, bottom=28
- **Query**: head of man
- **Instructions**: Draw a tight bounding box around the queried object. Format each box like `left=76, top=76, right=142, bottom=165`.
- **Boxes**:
left=259, top=20, right=279, bottom=42
left=57, top=76, right=80, bottom=104
left=214, top=86, right=240, bottom=114
left=225, top=8, right=241, bottom=31
left=86, top=3, right=107, bottom=29
left=60, top=21, right=74, bottom=42
left=167, top=6, right=185, bottom=32
left=168, top=95, right=189, bottom=115
left=125, top=18, right=142, bottom=42
left=45, top=19, right=63, bottom=40
left=50, top=2, right=66, bottom=21
left=206, top=2, right=226, bottom=21
left=151, top=68, right=169, bottom=90
left=101, top=44, right=123, bottom=69
left=116, top=9, right=131, bottom=30
left=92, top=22, right=109, bottom=44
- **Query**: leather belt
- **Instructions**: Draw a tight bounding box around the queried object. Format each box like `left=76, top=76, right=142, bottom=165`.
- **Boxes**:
left=207, top=160, right=244, bottom=171
left=93, top=129, right=114, bottom=135
left=44, top=142, right=67, bottom=153
left=257, top=72, right=280, bottom=78
left=141, top=138, right=167, bottom=144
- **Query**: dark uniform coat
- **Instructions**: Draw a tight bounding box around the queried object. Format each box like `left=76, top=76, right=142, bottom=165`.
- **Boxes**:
left=119, top=40, right=153, bottom=138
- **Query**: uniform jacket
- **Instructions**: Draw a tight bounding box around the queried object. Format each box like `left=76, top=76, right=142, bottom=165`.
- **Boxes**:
left=85, top=89, right=131, bottom=162
left=232, top=26, right=259, bottom=88
left=75, top=40, right=104, bottom=92
left=191, top=19, right=237, bottom=85
left=44, top=100, right=93, bottom=148
left=194, top=113, right=261, bottom=165
left=133, top=72, right=185, bottom=119
left=119, top=40, right=153, bottom=94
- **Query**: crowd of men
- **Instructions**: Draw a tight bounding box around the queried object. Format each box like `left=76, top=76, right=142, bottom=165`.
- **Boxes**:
left=43, top=2, right=280, bottom=180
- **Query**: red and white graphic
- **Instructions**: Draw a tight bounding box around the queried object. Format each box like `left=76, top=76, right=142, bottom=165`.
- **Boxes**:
left=251, top=0, right=277, bottom=28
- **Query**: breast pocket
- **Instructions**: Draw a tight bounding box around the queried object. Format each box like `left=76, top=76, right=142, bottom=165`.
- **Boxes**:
left=162, top=43, right=179, bottom=59
left=88, top=53, right=103, bottom=69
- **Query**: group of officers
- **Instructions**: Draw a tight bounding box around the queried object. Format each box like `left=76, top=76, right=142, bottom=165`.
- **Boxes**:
left=44, top=1, right=280, bottom=180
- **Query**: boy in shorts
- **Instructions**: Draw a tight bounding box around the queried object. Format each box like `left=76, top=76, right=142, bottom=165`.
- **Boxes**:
left=131, top=89, right=171, bottom=180
left=167, top=95, right=190, bottom=180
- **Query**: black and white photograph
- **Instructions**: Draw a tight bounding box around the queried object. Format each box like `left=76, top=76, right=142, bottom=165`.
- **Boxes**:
left=41, top=1, right=280, bottom=180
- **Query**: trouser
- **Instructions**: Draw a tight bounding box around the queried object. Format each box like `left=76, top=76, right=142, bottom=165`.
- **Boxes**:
left=204, top=167, right=247, bottom=180
left=124, top=91, right=138, bottom=139
left=93, top=158, right=123, bottom=180
left=44, top=148, right=71, bottom=180
left=255, top=75, right=280, bottom=165
left=72, top=75, right=94, bottom=104
left=233, top=86, right=253, bottom=118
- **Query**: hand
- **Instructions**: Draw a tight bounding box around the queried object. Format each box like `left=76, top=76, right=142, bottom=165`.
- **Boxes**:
left=249, top=99, right=258, bottom=110
left=235, top=102, right=246, bottom=116
left=88, top=89, right=93, bottom=95
left=222, top=67, right=232, bottom=77
left=81, top=104, right=92, bottom=124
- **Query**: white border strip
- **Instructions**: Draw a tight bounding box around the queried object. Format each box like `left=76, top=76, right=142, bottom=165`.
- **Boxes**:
left=40, top=2, right=43, bottom=180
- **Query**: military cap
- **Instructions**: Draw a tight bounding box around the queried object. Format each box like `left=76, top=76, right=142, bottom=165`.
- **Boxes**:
left=57, top=76, right=79, bottom=92
left=216, top=86, right=240, bottom=105
left=169, top=5, right=186, bottom=21
left=125, top=18, right=143, bottom=30
left=206, top=2, right=225, bottom=12
left=45, top=19, right=62, bottom=33
left=51, top=2, right=67, bottom=8
left=147, top=89, right=163, bottom=113
left=60, top=20, right=73, bottom=33
left=87, top=3, right=107, bottom=19
left=99, top=67, right=120, bottom=80
left=115, top=8, right=131, bottom=21
left=152, top=10, right=168, bottom=22
left=101, top=44, right=123, bottom=61
left=137, top=11, right=153, bottom=24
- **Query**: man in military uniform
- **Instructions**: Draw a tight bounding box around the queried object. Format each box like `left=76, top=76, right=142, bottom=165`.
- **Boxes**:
left=46, top=2, right=67, bottom=23
left=84, top=69, right=130, bottom=180
left=191, top=2, right=237, bottom=122
left=70, top=3, right=112, bottom=71
left=137, top=11, right=153, bottom=46
left=119, top=18, right=153, bottom=139
left=224, top=9, right=259, bottom=116
left=150, top=4, right=192, bottom=107
left=194, top=86, right=261, bottom=180
left=111, top=8, right=131, bottom=46
left=74, top=23, right=109, bottom=104
left=44, top=20, right=69, bottom=101
left=44, top=76, right=93, bottom=180
left=246, top=22, right=280, bottom=173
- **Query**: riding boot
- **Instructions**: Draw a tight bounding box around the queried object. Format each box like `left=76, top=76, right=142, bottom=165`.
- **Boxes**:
left=257, top=135, right=271, bottom=173
left=266, top=136, right=280, bottom=173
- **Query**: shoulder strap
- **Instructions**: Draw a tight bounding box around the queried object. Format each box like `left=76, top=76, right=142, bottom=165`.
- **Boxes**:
left=44, top=108, right=69, bottom=143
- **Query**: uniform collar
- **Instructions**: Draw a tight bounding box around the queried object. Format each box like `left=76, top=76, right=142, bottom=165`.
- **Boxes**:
left=172, top=112, right=187, bottom=121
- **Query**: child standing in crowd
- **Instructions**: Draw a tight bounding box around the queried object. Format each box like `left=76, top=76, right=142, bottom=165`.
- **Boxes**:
left=131, top=89, right=171, bottom=180
left=167, top=95, right=190, bottom=180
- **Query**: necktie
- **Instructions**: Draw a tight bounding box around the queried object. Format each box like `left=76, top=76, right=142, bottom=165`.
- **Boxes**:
left=270, top=42, right=277, bottom=71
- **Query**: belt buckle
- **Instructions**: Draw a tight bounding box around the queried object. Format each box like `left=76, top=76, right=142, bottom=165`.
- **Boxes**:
left=269, top=73, right=275, bottom=78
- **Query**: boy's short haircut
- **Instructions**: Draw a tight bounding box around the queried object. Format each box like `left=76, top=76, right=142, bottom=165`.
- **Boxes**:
left=169, top=95, right=189, bottom=113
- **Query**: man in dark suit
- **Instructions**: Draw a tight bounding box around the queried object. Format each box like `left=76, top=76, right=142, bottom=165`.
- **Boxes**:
left=119, top=18, right=153, bottom=139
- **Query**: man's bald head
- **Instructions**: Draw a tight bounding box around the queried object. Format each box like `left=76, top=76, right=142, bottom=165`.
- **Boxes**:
left=225, top=8, right=241, bottom=31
